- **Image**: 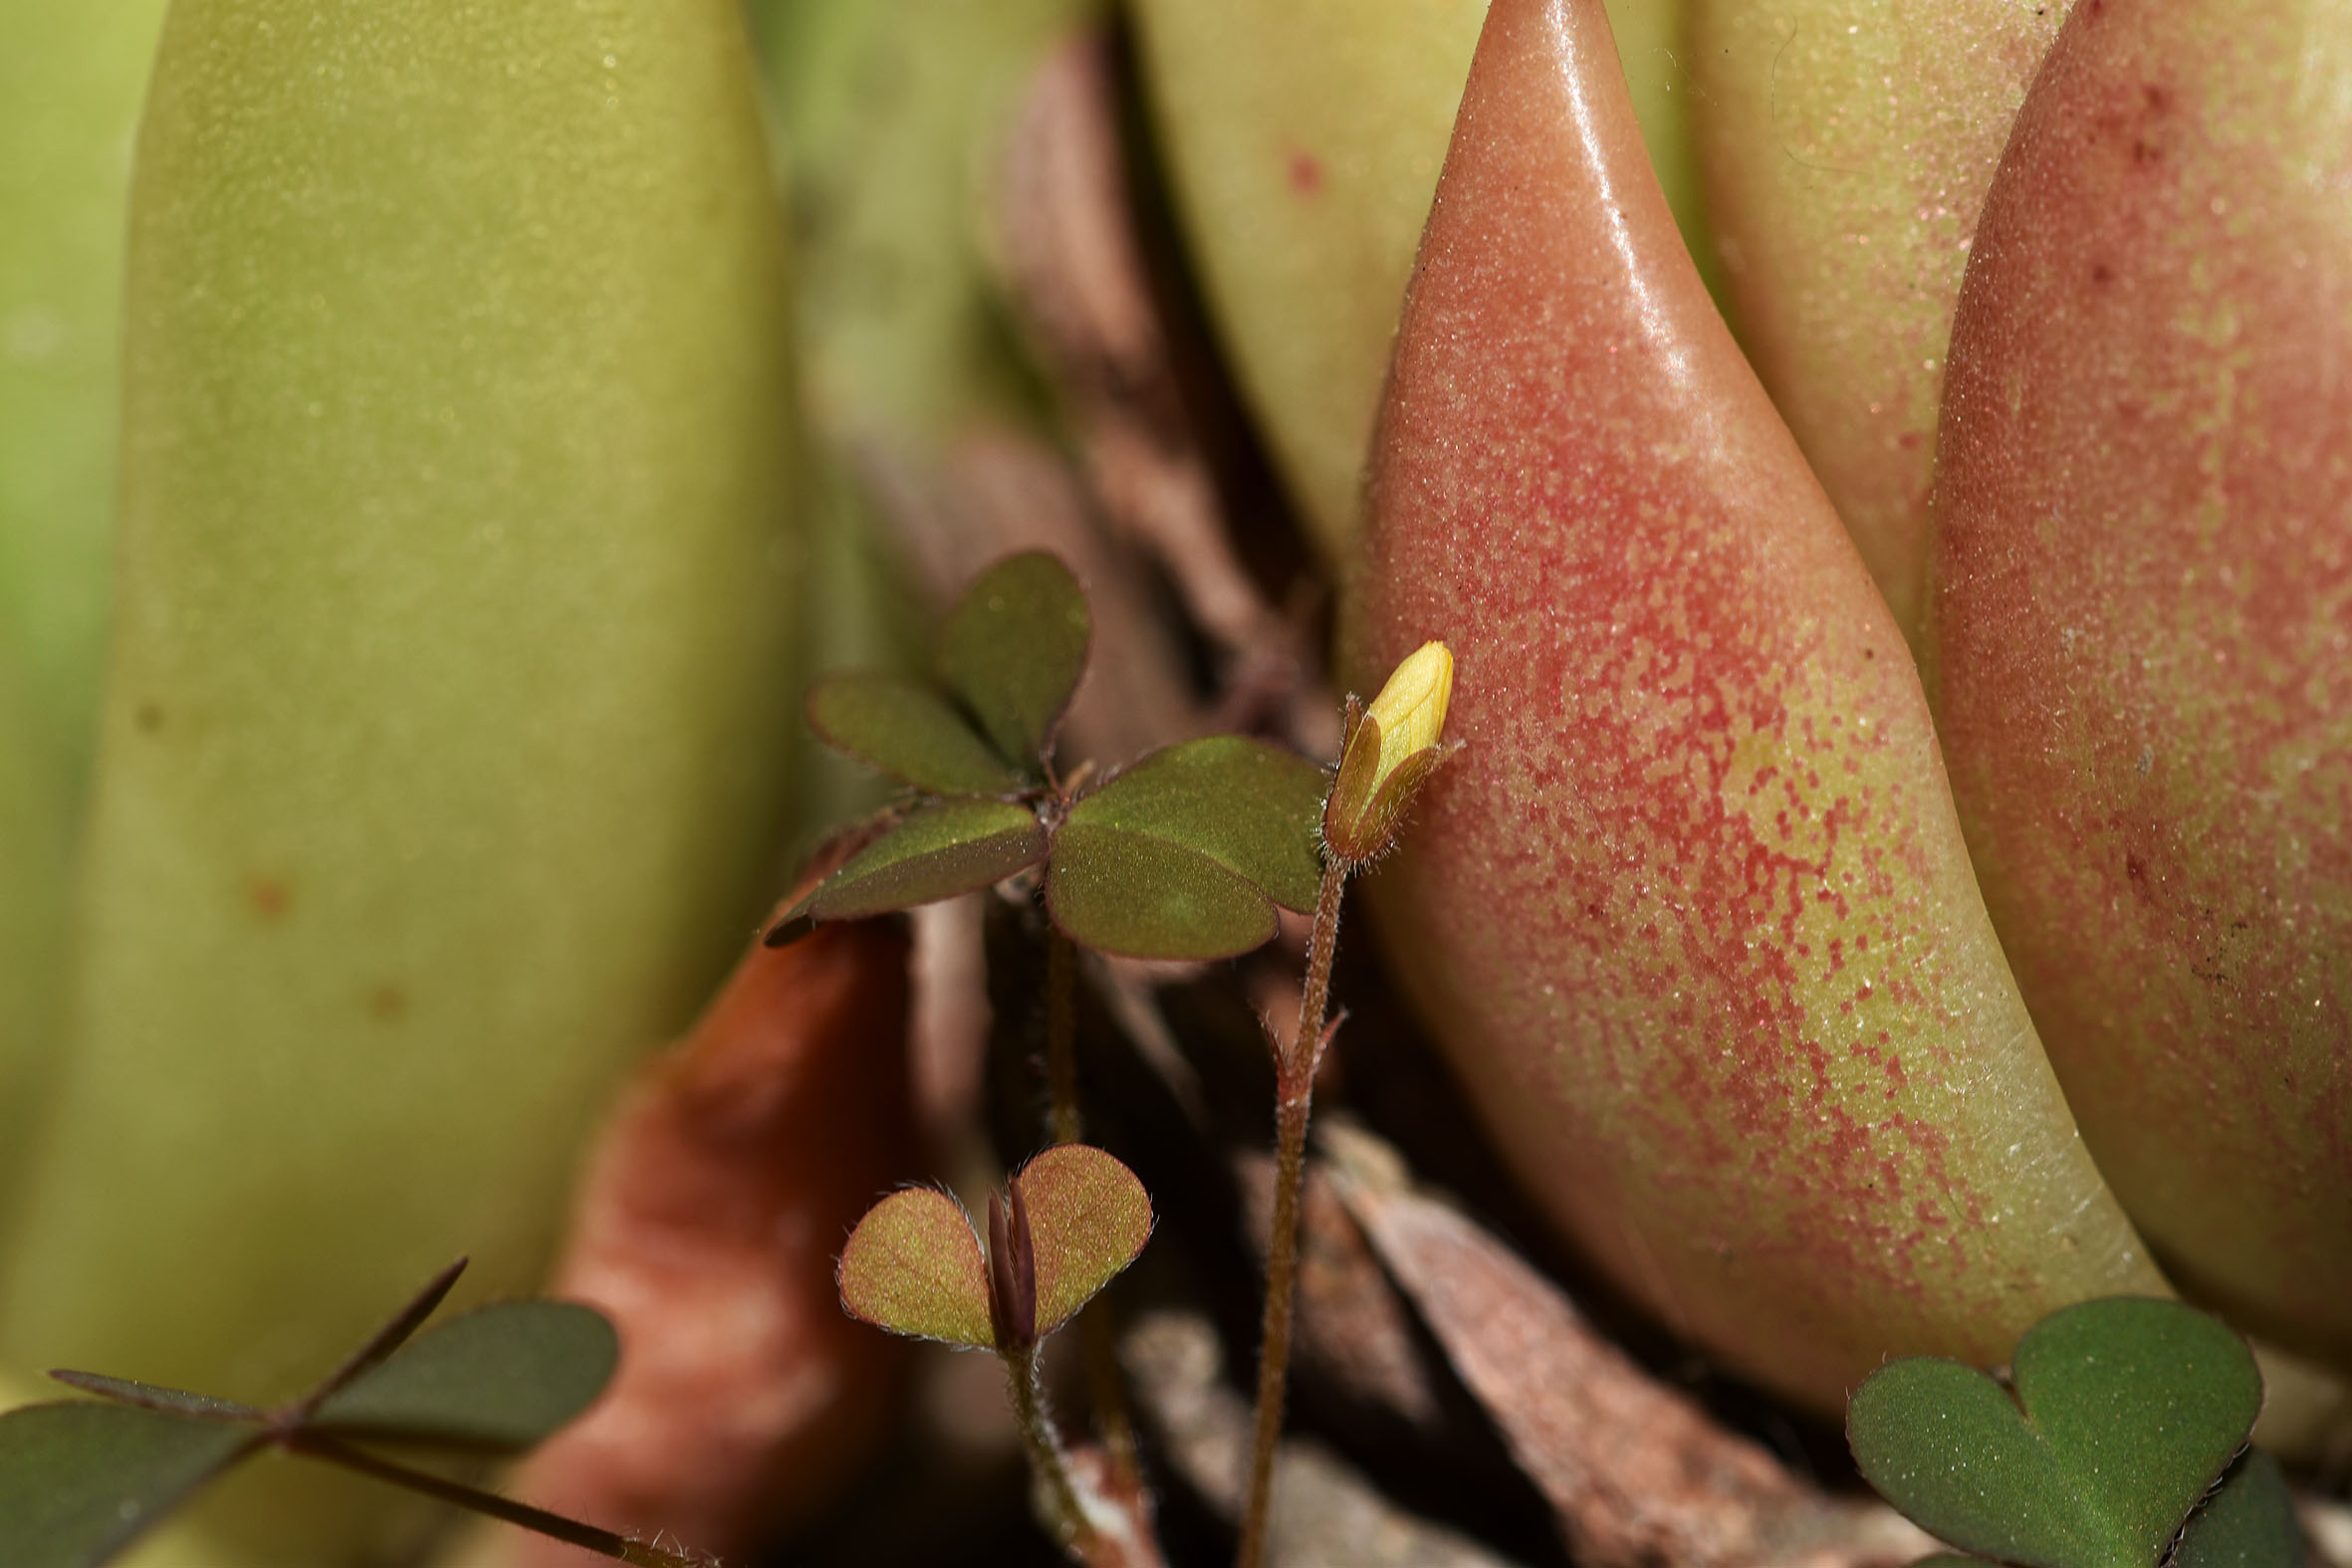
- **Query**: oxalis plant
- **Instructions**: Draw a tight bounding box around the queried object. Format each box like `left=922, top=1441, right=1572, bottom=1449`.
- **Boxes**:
left=0, top=1260, right=704, bottom=1568
left=783, top=549, right=1455, bottom=1567
left=0, top=549, right=1456, bottom=1568
left=1848, top=1296, right=2308, bottom=1568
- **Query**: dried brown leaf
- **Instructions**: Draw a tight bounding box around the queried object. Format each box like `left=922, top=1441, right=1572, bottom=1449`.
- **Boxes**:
left=1322, top=1125, right=1936, bottom=1568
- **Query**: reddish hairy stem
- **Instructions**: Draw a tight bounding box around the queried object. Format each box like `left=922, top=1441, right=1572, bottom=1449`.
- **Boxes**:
left=1237, top=857, right=1348, bottom=1568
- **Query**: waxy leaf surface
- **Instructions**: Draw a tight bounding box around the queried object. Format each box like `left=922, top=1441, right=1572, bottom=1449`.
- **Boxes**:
left=1351, top=0, right=2161, bottom=1414
left=934, top=552, right=1088, bottom=771
left=807, top=672, right=1024, bottom=797
left=1930, top=0, right=2352, bottom=1363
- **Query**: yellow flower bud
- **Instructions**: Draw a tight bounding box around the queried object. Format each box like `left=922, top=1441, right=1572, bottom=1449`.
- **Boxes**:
left=1323, top=641, right=1455, bottom=864
left=1364, top=641, right=1453, bottom=774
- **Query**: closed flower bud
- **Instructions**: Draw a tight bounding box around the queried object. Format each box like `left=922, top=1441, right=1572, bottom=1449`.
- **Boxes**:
left=1323, top=641, right=1455, bottom=864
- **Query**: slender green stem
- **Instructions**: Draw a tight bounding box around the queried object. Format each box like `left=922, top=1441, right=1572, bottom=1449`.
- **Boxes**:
left=1236, top=858, right=1348, bottom=1568
left=1047, top=924, right=1081, bottom=1146
left=1003, top=1345, right=1096, bottom=1561
left=286, top=1431, right=708, bottom=1568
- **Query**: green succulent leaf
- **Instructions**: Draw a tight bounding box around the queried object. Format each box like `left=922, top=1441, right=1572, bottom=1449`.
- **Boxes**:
left=1847, top=1297, right=2262, bottom=1568
left=806, top=671, right=1024, bottom=797
left=837, top=1187, right=994, bottom=1349
left=1047, top=820, right=1279, bottom=961
left=1012, top=1145, right=1153, bottom=1337
left=309, top=1300, right=618, bottom=1452
left=774, top=800, right=1048, bottom=942
left=934, top=551, right=1089, bottom=772
left=0, top=1403, right=260, bottom=1568
left=2173, top=1451, right=2305, bottom=1568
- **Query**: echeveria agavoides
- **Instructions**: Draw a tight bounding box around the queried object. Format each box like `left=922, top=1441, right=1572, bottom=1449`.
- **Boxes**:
left=1352, top=0, right=2165, bottom=1414
left=1689, top=0, right=2068, bottom=646
left=0, top=0, right=173, bottom=1232
left=1931, top=0, right=2352, bottom=1371
left=0, top=1, right=800, bottom=1560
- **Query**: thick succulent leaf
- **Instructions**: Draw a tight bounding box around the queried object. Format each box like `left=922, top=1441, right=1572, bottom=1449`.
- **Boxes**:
left=1047, top=820, right=1277, bottom=961
left=309, top=1300, right=617, bottom=1451
left=837, top=1188, right=994, bottom=1348
left=2173, top=1451, right=2304, bottom=1568
left=806, top=671, right=1023, bottom=796
left=1848, top=1298, right=2261, bottom=1568
left=1067, top=736, right=1326, bottom=911
left=933, top=551, right=1089, bottom=771
left=782, top=800, right=1046, bottom=936
left=0, top=1403, right=260, bottom=1568
left=1013, top=1146, right=1152, bottom=1337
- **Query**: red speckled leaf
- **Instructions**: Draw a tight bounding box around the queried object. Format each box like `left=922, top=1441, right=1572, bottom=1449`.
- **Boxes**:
left=837, top=1189, right=993, bottom=1349
left=1011, top=1145, right=1151, bottom=1337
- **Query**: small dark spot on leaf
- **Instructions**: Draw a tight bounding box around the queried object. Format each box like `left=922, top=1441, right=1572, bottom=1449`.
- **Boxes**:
left=1896, top=432, right=1923, bottom=451
left=2143, top=84, right=2172, bottom=114
left=369, top=986, right=408, bottom=1022
left=134, top=702, right=164, bottom=734
left=1288, top=149, right=1323, bottom=196
left=2091, top=262, right=2115, bottom=286
left=248, top=878, right=290, bottom=919
left=2132, top=138, right=2161, bottom=166
left=2126, top=853, right=2148, bottom=883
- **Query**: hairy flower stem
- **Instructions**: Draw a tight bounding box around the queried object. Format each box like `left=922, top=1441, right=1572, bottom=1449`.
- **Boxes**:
left=1236, top=857, right=1348, bottom=1568
left=1004, top=1343, right=1097, bottom=1561
left=287, top=1431, right=705, bottom=1568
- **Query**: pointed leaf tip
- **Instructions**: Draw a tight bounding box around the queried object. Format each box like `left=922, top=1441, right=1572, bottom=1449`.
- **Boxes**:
left=310, top=1300, right=618, bottom=1451
left=1013, top=1145, right=1152, bottom=1338
left=838, top=1188, right=995, bottom=1349
left=935, top=551, right=1090, bottom=772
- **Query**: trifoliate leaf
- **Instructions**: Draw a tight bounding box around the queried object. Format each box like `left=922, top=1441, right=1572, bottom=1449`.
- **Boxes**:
left=1064, top=736, right=1325, bottom=911
left=773, top=800, right=1047, bottom=942
left=1046, top=820, right=1278, bottom=961
left=0, top=1403, right=259, bottom=1568
left=807, top=672, right=1024, bottom=796
left=2173, top=1450, right=2304, bottom=1568
left=934, top=552, right=1089, bottom=772
left=1847, top=1297, right=2262, bottom=1568
left=309, top=1300, right=617, bottom=1451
